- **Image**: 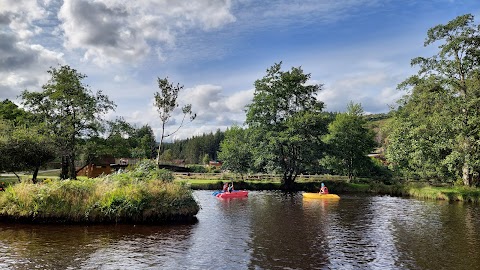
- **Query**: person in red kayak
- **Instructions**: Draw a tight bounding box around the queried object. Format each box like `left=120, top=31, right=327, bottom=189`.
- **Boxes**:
left=319, top=182, right=329, bottom=194
left=228, top=182, right=234, bottom=193
left=222, top=182, right=229, bottom=192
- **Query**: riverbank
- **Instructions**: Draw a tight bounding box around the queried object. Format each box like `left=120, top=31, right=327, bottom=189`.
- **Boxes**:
left=180, top=178, right=480, bottom=203
left=0, top=168, right=199, bottom=224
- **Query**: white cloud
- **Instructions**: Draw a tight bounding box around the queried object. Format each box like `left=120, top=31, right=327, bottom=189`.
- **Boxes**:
left=319, top=71, right=404, bottom=113
left=0, top=0, right=48, bottom=39
left=57, top=0, right=236, bottom=65
left=0, top=33, right=64, bottom=101
left=177, top=84, right=251, bottom=126
left=115, top=84, right=253, bottom=140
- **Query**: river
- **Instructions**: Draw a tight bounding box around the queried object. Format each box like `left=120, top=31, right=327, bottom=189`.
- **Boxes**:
left=0, top=190, right=479, bottom=269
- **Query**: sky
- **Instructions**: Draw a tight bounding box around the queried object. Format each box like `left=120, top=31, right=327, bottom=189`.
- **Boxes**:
left=1, top=0, right=480, bottom=141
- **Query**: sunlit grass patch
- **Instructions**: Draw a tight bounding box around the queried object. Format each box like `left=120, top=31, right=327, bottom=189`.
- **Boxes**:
left=0, top=161, right=199, bottom=223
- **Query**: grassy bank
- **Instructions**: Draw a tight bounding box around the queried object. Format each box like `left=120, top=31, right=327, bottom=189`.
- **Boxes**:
left=0, top=165, right=199, bottom=224
left=179, top=178, right=480, bottom=203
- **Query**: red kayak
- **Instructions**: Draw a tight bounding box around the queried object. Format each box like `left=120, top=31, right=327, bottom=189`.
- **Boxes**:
left=216, top=190, right=249, bottom=198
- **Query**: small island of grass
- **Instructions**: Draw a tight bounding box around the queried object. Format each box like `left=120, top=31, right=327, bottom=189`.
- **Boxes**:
left=0, top=161, right=199, bottom=224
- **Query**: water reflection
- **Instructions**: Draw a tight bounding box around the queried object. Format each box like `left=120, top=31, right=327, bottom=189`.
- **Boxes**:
left=1, top=191, right=480, bottom=269
left=0, top=223, right=195, bottom=270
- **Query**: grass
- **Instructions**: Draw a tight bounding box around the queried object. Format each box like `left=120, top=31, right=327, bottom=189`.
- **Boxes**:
left=403, top=184, right=480, bottom=203
left=176, top=177, right=480, bottom=203
left=4, top=169, right=480, bottom=207
left=0, top=164, right=199, bottom=224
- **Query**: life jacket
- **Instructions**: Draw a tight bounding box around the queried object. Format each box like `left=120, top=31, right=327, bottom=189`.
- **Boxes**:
left=320, top=186, right=329, bottom=194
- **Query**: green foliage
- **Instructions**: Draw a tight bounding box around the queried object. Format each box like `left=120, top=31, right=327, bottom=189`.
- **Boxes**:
left=386, top=14, right=480, bottom=186
left=0, top=175, right=198, bottom=223
left=321, top=102, right=377, bottom=180
left=245, top=62, right=328, bottom=188
left=188, top=165, right=208, bottom=173
left=162, top=129, right=224, bottom=164
left=21, top=65, right=115, bottom=179
left=218, top=125, right=252, bottom=177
left=121, top=159, right=174, bottom=182
left=0, top=120, right=55, bottom=183
left=0, top=99, right=32, bottom=126
left=79, top=123, right=157, bottom=164
left=202, top=153, right=210, bottom=165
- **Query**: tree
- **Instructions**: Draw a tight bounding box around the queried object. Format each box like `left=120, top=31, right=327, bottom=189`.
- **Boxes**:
left=321, top=102, right=377, bottom=180
left=392, top=14, right=480, bottom=186
left=134, top=125, right=157, bottom=159
left=218, top=125, right=252, bottom=178
left=202, top=153, right=210, bottom=165
left=160, top=149, right=174, bottom=163
left=0, top=99, right=31, bottom=126
left=245, top=62, right=328, bottom=189
left=154, top=77, right=195, bottom=165
left=0, top=120, right=55, bottom=183
left=21, top=65, right=115, bottom=179
left=386, top=76, right=456, bottom=180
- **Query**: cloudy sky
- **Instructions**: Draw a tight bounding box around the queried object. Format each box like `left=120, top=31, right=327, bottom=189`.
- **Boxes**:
left=1, top=0, right=480, bottom=140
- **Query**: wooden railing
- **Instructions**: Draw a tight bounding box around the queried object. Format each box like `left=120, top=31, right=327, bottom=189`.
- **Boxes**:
left=173, top=173, right=349, bottom=182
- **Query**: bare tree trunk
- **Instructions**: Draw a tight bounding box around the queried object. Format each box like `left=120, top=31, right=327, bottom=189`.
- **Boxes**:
left=156, top=124, right=165, bottom=166
left=32, top=167, right=39, bottom=184
left=69, top=154, right=76, bottom=179
left=462, top=137, right=472, bottom=186
left=462, top=163, right=471, bottom=186
left=61, top=155, right=69, bottom=179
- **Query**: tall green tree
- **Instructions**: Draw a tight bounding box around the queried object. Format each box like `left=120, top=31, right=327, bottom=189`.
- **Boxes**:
left=154, top=77, right=195, bottom=165
left=21, top=65, right=115, bottom=179
left=218, top=125, right=252, bottom=178
left=246, top=62, right=328, bottom=188
left=321, top=102, right=377, bottom=180
left=386, top=76, right=455, bottom=180
left=134, top=124, right=157, bottom=159
left=390, top=14, right=480, bottom=185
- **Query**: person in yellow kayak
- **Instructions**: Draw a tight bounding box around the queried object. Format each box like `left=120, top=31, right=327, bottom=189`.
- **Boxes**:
left=319, top=183, right=329, bottom=194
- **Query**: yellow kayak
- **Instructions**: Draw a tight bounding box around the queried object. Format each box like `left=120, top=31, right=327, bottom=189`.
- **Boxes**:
left=302, top=193, right=340, bottom=199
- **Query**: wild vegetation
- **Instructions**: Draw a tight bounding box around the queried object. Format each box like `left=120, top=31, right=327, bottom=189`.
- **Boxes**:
left=0, top=160, right=199, bottom=223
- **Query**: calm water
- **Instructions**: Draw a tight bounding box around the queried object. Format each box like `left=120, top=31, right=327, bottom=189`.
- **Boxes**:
left=1, top=191, right=480, bottom=270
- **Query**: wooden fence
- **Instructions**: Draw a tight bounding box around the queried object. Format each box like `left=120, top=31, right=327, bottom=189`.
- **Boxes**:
left=173, top=173, right=349, bottom=182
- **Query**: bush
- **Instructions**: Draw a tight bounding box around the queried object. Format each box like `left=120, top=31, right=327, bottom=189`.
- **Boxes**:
left=188, top=165, right=207, bottom=173
left=111, top=159, right=174, bottom=182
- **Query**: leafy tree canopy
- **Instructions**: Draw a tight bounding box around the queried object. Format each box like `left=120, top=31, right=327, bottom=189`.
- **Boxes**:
left=21, top=65, right=115, bottom=179
left=245, top=62, right=328, bottom=188
left=322, top=102, right=377, bottom=180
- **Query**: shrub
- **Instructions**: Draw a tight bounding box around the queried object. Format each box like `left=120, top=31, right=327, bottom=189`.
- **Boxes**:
left=188, top=165, right=207, bottom=173
left=109, top=159, right=174, bottom=182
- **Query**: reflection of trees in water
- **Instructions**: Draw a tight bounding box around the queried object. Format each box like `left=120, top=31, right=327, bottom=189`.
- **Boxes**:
left=247, top=192, right=333, bottom=269
left=394, top=201, right=480, bottom=270
left=0, top=223, right=194, bottom=269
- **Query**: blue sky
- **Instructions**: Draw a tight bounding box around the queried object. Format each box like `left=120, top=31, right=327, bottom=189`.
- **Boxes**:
left=1, top=0, right=480, bottom=140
